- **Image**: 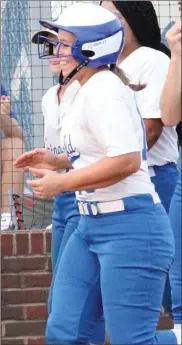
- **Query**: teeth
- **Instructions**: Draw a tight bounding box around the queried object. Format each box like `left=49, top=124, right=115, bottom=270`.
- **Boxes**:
left=59, top=61, right=67, bottom=65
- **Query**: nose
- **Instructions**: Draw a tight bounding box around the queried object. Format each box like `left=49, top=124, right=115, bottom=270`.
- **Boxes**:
left=54, top=43, right=68, bottom=57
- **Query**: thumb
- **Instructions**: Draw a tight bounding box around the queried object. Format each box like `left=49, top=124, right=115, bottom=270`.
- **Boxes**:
left=28, top=167, right=48, bottom=178
left=34, top=148, right=47, bottom=155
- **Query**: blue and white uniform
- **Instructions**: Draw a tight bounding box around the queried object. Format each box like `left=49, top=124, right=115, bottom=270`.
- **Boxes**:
left=46, top=70, right=176, bottom=345
left=169, top=125, right=182, bottom=324
left=39, top=3, right=180, bottom=343
left=120, top=47, right=179, bottom=314
left=42, top=84, right=80, bottom=312
left=42, top=83, right=104, bottom=344
left=120, top=46, right=179, bottom=213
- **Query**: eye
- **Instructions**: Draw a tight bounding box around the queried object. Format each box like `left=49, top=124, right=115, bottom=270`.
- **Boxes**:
left=52, top=42, right=59, bottom=47
left=62, top=43, right=71, bottom=48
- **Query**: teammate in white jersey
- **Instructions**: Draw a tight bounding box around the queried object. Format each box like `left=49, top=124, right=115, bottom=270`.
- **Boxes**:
left=31, top=28, right=80, bottom=317
left=101, top=0, right=179, bottom=317
left=15, top=28, right=104, bottom=345
left=160, top=19, right=182, bottom=334
left=15, top=3, right=179, bottom=344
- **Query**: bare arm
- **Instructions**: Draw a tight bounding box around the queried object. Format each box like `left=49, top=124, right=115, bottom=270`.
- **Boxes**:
left=160, top=20, right=182, bottom=127
left=160, top=56, right=181, bottom=127
left=55, top=153, right=73, bottom=170
left=144, top=118, right=163, bottom=150
left=0, top=114, right=23, bottom=139
left=0, top=96, right=24, bottom=139
left=54, top=153, right=140, bottom=193
left=3, top=118, right=24, bottom=140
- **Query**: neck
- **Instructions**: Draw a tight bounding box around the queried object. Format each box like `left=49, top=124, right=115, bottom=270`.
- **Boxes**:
left=58, top=65, right=107, bottom=102
left=117, top=42, right=141, bottom=65
left=69, top=65, right=107, bottom=87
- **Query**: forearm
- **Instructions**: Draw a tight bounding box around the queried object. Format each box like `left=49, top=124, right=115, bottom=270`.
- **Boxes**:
left=11, top=124, right=23, bottom=140
left=0, top=116, right=23, bottom=139
left=144, top=119, right=163, bottom=150
left=160, top=56, right=181, bottom=127
left=59, top=154, right=140, bottom=193
left=0, top=114, right=13, bottom=136
left=146, top=131, right=162, bottom=150
left=55, top=154, right=73, bottom=170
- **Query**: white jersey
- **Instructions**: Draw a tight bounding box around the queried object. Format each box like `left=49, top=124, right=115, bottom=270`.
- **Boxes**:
left=119, top=47, right=179, bottom=170
left=42, top=84, right=63, bottom=155
left=60, top=70, right=159, bottom=202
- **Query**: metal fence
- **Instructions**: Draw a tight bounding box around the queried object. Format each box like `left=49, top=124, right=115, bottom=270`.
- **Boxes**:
left=0, top=0, right=180, bottom=230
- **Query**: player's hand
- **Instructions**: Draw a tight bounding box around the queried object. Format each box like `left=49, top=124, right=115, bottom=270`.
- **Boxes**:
left=1, top=96, right=11, bottom=116
left=14, top=148, right=57, bottom=171
left=166, top=20, right=181, bottom=57
left=27, top=168, right=63, bottom=198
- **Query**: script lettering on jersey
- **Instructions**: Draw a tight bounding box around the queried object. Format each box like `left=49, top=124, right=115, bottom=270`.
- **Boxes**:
left=48, top=145, right=64, bottom=155
left=62, top=134, right=80, bottom=164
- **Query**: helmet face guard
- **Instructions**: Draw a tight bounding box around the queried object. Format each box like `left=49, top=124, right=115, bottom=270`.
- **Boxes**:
left=37, top=29, right=124, bottom=67
left=38, top=3, right=125, bottom=84
left=37, top=35, right=79, bottom=59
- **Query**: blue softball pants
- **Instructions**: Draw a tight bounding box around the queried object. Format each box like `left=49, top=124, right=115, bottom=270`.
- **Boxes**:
left=150, top=162, right=179, bottom=314
left=169, top=164, right=182, bottom=324
left=46, top=194, right=177, bottom=344
left=48, top=192, right=105, bottom=344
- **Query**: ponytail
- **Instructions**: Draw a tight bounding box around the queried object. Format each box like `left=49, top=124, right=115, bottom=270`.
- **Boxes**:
left=110, top=64, right=146, bottom=91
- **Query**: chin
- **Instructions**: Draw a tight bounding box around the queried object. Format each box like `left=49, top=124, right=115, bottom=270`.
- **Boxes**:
left=50, top=66, right=62, bottom=75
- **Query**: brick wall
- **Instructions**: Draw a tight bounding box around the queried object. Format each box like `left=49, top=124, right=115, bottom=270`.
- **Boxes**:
left=1, top=230, right=52, bottom=345
left=1, top=230, right=173, bottom=345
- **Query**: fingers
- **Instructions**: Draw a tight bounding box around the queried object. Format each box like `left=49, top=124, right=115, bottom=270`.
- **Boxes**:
left=1, top=96, right=10, bottom=105
left=28, top=167, right=46, bottom=178
left=14, top=148, right=48, bottom=168
left=27, top=180, right=44, bottom=198
left=1, top=96, right=8, bottom=101
left=27, top=179, right=47, bottom=199
left=14, top=151, right=34, bottom=168
left=34, top=148, right=48, bottom=154
left=166, top=21, right=182, bottom=39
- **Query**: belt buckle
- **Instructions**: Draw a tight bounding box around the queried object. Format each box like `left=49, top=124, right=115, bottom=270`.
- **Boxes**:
left=78, top=201, right=90, bottom=215
left=78, top=201, right=85, bottom=215
left=90, top=203, right=98, bottom=216
left=78, top=201, right=99, bottom=216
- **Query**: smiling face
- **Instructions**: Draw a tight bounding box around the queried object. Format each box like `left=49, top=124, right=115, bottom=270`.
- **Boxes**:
left=48, top=29, right=79, bottom=78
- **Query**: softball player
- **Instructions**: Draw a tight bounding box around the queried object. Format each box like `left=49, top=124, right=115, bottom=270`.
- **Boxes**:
left=24, top=3, right=180, bottom=344
left=15, top=28, right=104, bottom=345
left=160, top=20, right=182, bottom=329
left=101, top=0, right=179, bottom=315
left=31, top=29, right=80, bottom=315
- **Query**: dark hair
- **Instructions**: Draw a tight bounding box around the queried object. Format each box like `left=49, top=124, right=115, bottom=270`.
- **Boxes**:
left=101, top=1, right=170, bottom=57
left=159, top=43, right=171, bottom=58
left=110, top=64, right=146, bottom=91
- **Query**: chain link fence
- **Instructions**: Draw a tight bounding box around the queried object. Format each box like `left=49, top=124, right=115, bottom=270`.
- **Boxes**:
left=0, top=0, right=180, bottom=230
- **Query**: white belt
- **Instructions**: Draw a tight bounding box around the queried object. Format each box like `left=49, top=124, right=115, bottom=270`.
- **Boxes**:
left=78, top=199, right=125, bottom=215
left=77, top=194, right=160, bottom=216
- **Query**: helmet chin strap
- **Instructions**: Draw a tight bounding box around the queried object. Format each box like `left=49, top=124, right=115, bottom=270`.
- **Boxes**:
left=59, top=59, right=88, bottom=86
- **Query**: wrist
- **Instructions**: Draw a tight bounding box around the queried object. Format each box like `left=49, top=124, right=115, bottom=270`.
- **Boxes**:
left=171, top=53, right=181, bottom=63
left=54, top=155, right=61, bottom=171
left=0, top=113, right=11, bottom=133
left=56, top=171, right=68, bottom=194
